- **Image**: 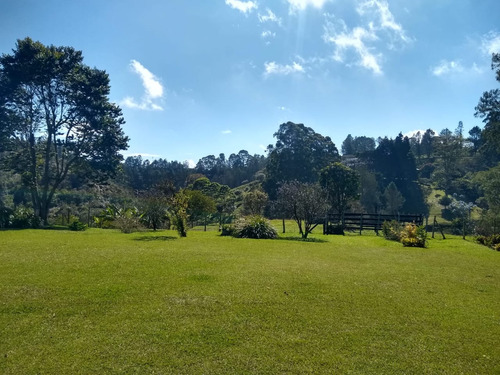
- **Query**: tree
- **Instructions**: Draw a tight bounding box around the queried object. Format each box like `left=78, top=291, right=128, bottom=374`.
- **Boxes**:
left=0, top=38, right=128, bottom=225
left=241, top=189, right=268, bottom=216
left=264, top=122, right=339, bottom=199
left=383, top=182, right=405, bottom=216
left=319, top=162, right=359, bottom=218
left=185, top=189, right=216, bottom=231
left=475, top=53, right=500, bottom=153
left=277, top=181, right=329, bottom=239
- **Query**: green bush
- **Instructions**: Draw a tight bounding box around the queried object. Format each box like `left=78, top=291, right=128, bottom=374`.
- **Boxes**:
left=220, top=225, right=237, bottom=237
left=400, top=223, right=427, bottom=248
left=475, top=234, right=500, bottom=251
left=68, top=220, right=87, bottom=231
left=234, top=215, right=278, bottom=239
left=382, top=220, right=402, bottom=241
left=10, top=207, right=40, bottom=229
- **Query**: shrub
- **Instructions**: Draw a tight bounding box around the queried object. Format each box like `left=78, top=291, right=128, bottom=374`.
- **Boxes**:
left=475, top=234, right=500, bottom=251
left=438, top=195, right=452, bottom=208
left=10, top=206, right=40, bottom=229
left=400, top=223, right=427, bottom=248
left=234, top=215, right=278, bottom=239
left=382, top=220, right=402, bottom=241
left=68, top=220, right=87, bottom=231
left=326, top=224, right=344, bottom=235
left=220, top=225, right=237, bottom=237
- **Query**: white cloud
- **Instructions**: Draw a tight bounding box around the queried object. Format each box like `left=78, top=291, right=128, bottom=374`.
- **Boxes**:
left=481, top=31, right=500, bottom=55
left=258, top=8, right=282, bottom=25
left=225, top=0, right=257, bottom=14
left=264, top=61, right=305, bottom=76
left=185, top=159, right=196, bottom=168
left=323, top=18, right=383, bottom=75
left=432, top=60, right=463, bottom=76
left=431, top=60, right=482, bottom=77
left=288, top=0, right=331, bottom=12
left=221, top=130, right=232, bottom=134
left=357, top=0, right=411, bottom=44
left=261, top=30, right=276, bottom=39
left=121, top=60, right=164, bottom=111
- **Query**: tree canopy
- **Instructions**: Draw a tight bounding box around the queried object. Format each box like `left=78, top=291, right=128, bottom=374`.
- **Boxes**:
left=263, top=122, right=339, bottom=198
left=0, top=38, right=128, bottom=224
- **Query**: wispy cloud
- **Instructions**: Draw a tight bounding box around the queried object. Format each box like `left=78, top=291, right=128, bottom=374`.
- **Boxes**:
left=264, top=61, right=305, bottom=76
left=357, top=0, right=412, bottom=45
left=261, top=30, right=276, bottom=39
left=258, top=8, right=282, bottom=25
left=481, top=31, right=500, bottom=55
left=225, top=0, right=257, bottom=14
left=431, top=60, right=482, bottom=77
left=323, top=17, right=382, bottom=75
left=287, top=0, right=331, bottom=12
left=121, top=60, right=164, bottom=111
left=221, top=130, right=232, bottom=134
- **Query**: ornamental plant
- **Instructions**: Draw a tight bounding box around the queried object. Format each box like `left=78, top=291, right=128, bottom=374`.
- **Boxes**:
left=400, top=223, right=427, bottom=248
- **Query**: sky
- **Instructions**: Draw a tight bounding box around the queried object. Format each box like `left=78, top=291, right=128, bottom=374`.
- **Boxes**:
left=1, top=0, right=500, bottom=167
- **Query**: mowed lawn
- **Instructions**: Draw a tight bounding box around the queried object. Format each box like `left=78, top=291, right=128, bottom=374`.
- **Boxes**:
left=0, top=228, right=499, bottom=374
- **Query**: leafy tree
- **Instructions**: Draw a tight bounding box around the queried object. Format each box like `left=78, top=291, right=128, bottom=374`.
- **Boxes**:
left=0, top=38, right=128, bottom=225
left=467, top=126, right=483, bottom=153
left=383, top=181, right=405, bottom=216
left=341, top=134, right=354, bottom=155
left=241, top=189, right=268, bottom=216
left=319, top=162, right=359, bottom=218
left=433, top=127, right=466, bottom=191
left=185, top=189, right=216, bottom=231
left=264, top=122, right=339, bottom=199
left=277, top=181, right=329, bottom=239
left=420, top=129, right=435, bottom=159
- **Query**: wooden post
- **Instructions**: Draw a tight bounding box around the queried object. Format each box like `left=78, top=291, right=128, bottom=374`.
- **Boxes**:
left=282, top=217, right=286, bottom=234
left=359, top=213, right=363, bottom=235
left=432, top=216, right=436, bottom=239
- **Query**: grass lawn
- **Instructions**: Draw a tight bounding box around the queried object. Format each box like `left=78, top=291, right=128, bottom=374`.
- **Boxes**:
left=0, top=228, right=499, bottom=374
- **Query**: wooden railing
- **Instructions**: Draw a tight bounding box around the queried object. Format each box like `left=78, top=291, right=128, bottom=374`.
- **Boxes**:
left=324, top=213, right=424, bottom=235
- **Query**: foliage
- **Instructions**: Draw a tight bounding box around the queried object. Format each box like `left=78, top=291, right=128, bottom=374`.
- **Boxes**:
left=241, top=189, right=268, bottom=216
left=277, top=180, right=329, bottom=239
left=0, top=206, right=13, bottom=228
left=263, top=122, right=339, bottom=199
left=185, top=189, right=216, bottom=230
left=0, top=38, right=128, bottom=225
left=383, top=182, right=405, bottom=216
left=382, top=220, right=402, bottom=241
left=319, top=162, right=359, bottom=216
left=114, top=208, right=143, bottom=234
left=220, top=224, right=238, bottom=237
left=341, top=134, right=376, bottom=155
left=68, top=219, right=86, bottom=231
left=475, top=234, right=500, bottom=251
left=8, top=206, right=41, bottom=228
left=170, top=191, right=189, bottom=237
left=475, top=210, right=500, bottom=236
left=232, top=215, right=278, bottom=239
left=400, top=223, right=427, bottom=248
left=438, top=195, right=452, bottom=208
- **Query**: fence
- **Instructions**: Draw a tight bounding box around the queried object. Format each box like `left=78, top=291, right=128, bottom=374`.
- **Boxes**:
left=324, top=213, right=424, bottom=235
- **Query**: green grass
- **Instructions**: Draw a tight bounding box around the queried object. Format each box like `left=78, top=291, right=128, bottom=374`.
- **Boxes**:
left=1, top=228, right=499, bottom=374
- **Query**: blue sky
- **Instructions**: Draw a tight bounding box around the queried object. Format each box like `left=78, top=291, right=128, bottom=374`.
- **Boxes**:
left=1, top=0, right=499, bottom=166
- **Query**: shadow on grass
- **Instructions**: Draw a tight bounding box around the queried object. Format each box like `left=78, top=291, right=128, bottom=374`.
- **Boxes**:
left=134, top=235, right=178, bottom=242
left=276, top=236, right=328, bottom=243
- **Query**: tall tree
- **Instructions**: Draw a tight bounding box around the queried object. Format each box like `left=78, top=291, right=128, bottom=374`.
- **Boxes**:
left=475, top=53, right=500, bottom=153
left=263, top=122, right=339, bottom=199
left=0, top=38, right=128, bottom=224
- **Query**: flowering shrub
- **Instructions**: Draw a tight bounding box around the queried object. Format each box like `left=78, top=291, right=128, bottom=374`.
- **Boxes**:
left=382, top=220, right=402, bottom=241
left=400, top=223, right=427, bottom=248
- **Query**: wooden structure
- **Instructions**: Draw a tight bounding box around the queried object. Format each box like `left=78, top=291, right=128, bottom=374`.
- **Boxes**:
left=324, top=213, right=424, bottom=235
